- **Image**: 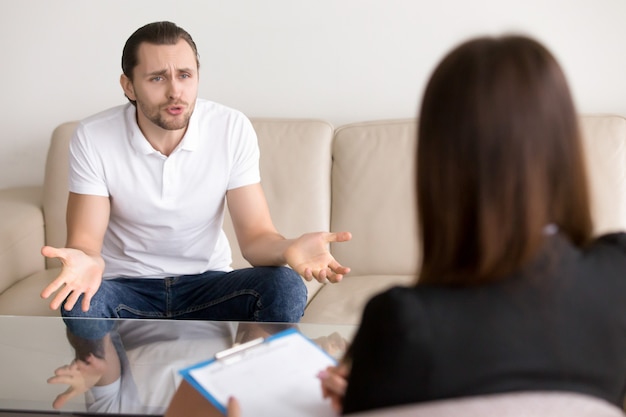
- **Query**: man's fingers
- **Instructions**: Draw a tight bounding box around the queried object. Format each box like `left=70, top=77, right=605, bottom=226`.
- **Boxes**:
left=329, top=260, right=350, bottom=275
left=62, top=290, right=80, bottom=311
left=315, top=268, right=345, bottom=284
left=325, top=261, right=349, bottom=283
left=41, top=265, right=77, bottom=299
left=307, top=266, right=347, bottom=284
left=297, top=253, right=351, bottom=284
left=52, top=364, right=77, bottom=376
left=48, top=284, right=74, bottom=311
left=41, top=245, right=59, bottom=258
left=47, top=374, right=73, bottom=385
left=328, top=274, right=343, bottom=283
left=81, top=290, right=94, bottom=312
left=41, top=275, right=67, bottom=299
left=302, top=267, right=313, bottom=281
left=327, top=231, right=352, bottom=243
left=46, top=286, right=68, bottom=310
left=315, top=269, right=328, bottom=283
left=52, top=388, right=75, bottom=410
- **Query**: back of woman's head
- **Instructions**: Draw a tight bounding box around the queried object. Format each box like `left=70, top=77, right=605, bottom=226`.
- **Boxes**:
left=417, top=35, right=593, bottom=286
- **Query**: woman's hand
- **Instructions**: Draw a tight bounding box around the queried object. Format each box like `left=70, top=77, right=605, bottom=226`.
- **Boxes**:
left=227, top=397, right=241, bottom=417
left=318, top=363, right=350, bottom=413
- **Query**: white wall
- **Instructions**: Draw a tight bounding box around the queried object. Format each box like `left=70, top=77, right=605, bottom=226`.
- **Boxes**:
left=2, top=0, right=625, bottom=188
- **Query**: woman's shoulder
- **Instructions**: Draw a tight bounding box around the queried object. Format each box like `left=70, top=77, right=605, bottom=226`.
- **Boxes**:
left=357, top=285, right=433, bottom=346
left=365, top=284, right=453, bottom=310
left=584, top=232, right=626, bottom=266
left=367, top=285, right=420, bottom=307
left=592, top=232, right=626, bottom=251
left=585, top=232, right=626, bottom=279
left=363, top=286, right=427, bottom=325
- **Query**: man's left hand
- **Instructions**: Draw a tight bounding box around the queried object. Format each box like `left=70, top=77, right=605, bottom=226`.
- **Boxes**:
left=284, top=231, right=352, bottom=283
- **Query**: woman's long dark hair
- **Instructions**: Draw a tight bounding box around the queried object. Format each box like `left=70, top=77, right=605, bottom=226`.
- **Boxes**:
left=416, top=35, right=593, bottom=286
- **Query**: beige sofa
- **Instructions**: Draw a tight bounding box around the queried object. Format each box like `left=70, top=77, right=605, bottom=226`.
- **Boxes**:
left=1, top=115, right=625, bottom=324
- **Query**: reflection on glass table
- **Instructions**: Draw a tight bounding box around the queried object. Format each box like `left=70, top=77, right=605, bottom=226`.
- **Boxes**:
left=0, top=316, right=355, bottom=416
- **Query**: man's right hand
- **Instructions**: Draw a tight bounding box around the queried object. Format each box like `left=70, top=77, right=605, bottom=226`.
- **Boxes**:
left=40, top=246, right=104, bottom=312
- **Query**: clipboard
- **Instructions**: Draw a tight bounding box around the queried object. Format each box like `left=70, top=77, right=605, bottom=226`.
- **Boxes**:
left=179, top=328, right=338, bottom=417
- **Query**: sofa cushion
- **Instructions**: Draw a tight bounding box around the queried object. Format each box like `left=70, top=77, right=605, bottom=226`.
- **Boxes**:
left=330, top=119, right=420, bottom=277
left=301, top=274, right=415, bottom=324
left=0, top=268, right=60, bottom=316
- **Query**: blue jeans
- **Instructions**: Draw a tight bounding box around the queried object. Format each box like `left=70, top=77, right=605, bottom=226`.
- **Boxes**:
left=61, top=266, right=307, bottom=339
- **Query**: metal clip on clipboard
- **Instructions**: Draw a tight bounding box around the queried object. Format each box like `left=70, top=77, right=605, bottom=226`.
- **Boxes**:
left=215, top=337, right=265, bottom=362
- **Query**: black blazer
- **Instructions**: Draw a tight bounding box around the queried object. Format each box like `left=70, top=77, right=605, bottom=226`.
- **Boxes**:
left=343, top=233, right=626, bottom=414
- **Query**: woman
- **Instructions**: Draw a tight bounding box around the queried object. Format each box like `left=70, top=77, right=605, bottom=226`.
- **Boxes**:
left=320, top=34, right=626, bottom=414
left=173, top=34, right=626, bottom=417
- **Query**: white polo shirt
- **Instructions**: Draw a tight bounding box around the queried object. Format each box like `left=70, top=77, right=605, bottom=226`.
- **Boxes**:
left=68, top=99, right=260, bottom=278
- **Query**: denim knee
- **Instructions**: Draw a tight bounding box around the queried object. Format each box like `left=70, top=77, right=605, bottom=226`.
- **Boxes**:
left=60, top=287, right=116, bottom=339
left=257, top=266, right=307, bottom=323
left=61, top=306, right=115, bottom=340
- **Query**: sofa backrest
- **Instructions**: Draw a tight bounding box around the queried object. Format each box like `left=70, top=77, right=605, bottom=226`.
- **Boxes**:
left=327, top=115, right=626, bottom=280
left=579, top=115, right=626, bottom=235
left=42, top=122, right=75, bottom=269
left=330, top=119, right=420, bottom=277
left=41, top=115, right=626, bottom=277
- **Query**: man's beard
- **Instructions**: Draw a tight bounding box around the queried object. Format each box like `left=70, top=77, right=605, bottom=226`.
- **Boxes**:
left=138, top=100, right=194, bottom=131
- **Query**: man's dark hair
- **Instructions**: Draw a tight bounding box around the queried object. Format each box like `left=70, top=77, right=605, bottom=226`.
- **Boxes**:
left=121, top=21, right=200, bottom=82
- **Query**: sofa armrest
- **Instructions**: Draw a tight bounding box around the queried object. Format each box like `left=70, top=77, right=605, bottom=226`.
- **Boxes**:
left=0, top=186, right=46, bottom=294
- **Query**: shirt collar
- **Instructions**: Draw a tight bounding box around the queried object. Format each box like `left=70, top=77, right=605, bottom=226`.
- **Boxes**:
left=179, top=104, right=199, bottom=151
left=126, top=102, right=199, bottom=155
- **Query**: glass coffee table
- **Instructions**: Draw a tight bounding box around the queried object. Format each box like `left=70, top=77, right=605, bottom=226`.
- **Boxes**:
left=0, top=315, right=356, bottom=416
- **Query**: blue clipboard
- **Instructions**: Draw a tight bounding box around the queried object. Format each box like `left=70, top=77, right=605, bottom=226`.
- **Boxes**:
left=179, top=327, right=338, bottom=416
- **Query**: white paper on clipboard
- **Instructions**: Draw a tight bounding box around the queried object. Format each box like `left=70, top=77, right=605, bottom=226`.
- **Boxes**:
left=179, top=328, right=338, bottom=417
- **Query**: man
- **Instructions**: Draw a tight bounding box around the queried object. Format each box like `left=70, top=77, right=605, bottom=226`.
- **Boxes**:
left=40, top=21, right=351, bottom=324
